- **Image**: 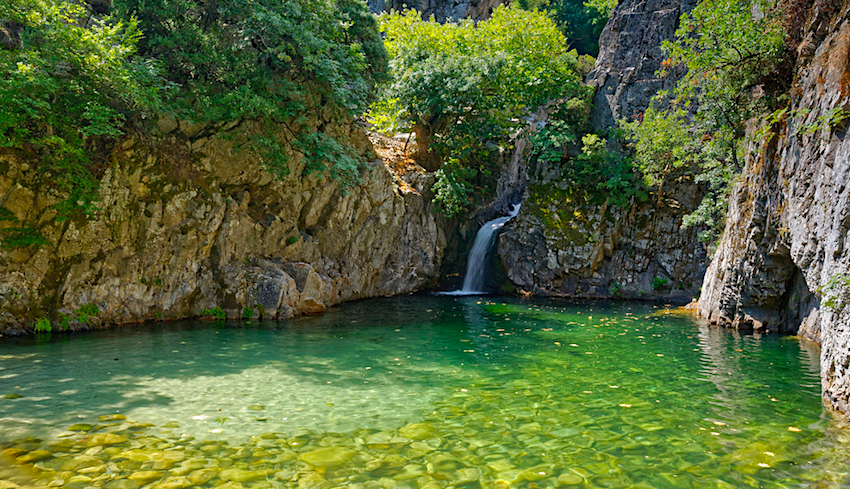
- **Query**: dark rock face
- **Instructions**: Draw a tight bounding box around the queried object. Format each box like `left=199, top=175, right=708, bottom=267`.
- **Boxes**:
left=497, top=0, right=706, bottom=302
left=498, top=161, right=707, bottom=302
left=697, top=4, right=850, bottom=415
left=586, top=0, right=697, bottom=129
left=367, top=0, right=504, bottom=21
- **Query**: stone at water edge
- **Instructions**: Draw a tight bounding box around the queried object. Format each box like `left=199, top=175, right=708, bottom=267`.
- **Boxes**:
left=1, top=393, right=23, bottom=399
left=103, top=479, right=140, bottom=489
left=219, top=468, right=276, bottom=482
left=67, top=424, right=93, bottom=432
left=298, top=446, right=356, bottom=468
left=557, top=473, right=583, bottom=485
left=1, top=447, right=28, bottom=459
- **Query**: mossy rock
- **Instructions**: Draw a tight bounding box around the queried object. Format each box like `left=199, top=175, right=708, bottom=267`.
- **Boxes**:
left=127, top=470, right=164, bottom=484
left=399, top=423, right=439, bottom=441
left=82, top=433, right=128, bottom=447
left=298, top=446, right=356, bottom=468
left=1, top=393, right=23, bottom=399
left=68, top=423, right=93, bottom=432
left=16, top=449, right=52, bottom=463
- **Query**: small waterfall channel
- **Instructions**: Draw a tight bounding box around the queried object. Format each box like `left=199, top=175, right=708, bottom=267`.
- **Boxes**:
left=443, top=204, right=521, bottom=295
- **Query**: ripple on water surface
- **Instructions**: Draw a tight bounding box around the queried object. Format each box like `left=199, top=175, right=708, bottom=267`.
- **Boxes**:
left=0, top=296, right=849, bottom=488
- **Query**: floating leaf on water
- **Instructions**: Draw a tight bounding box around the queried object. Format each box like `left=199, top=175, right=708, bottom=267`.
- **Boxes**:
left=2, top=393, right=23, bottom=399
left=788, top=427, right=802, bottom=432
left=247, top=405, right=265, bottom=411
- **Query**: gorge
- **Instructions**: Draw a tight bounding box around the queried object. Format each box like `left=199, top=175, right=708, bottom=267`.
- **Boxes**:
left=2, top=0, right=850, bottom=456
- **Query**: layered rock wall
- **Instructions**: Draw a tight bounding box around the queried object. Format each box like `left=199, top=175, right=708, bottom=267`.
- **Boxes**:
left=0, top=121, right=445, bottom=334
left=698, top=1, right=850, bottom=414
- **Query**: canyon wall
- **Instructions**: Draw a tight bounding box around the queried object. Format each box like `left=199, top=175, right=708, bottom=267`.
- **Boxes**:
left=498, top=0, right=706, bottom=302
left=698, top=1, right=850, bottom=414
left=0, top=121, right=445, bottom=334
left=367, top=0, right=504, bottom=21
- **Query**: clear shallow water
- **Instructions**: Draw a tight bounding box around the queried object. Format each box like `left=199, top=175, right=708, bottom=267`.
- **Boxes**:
left=1, top=296, right=849, bottom=488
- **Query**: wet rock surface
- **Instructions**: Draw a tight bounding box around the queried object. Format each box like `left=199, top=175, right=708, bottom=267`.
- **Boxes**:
left=0, top=121, right=444, bottom=333
left=498, top=161, right=707, bottom=302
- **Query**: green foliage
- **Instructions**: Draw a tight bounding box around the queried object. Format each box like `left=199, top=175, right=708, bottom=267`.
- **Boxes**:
left=373, top=6, right=588, bottom=215
left=818, top=273, right=850, bottom=311
left=113, top=0, right=384, bottom=187
left=622, top=107, right=697, bottom=189
left=652, top=277, right=669, bottom=290
left=51, top=303, right=100, bottom=331
left=202, top=307, right=226, bottom=320
left=34, top=317, right=51, bottom=333
left=622, top=0, right=787, bottom=243
left=531, top=127, right=646, bottom=211
left=515, top=0, right=612, bottom=56
left=286, top=235, right=299, bottom=246
left=242, top=307, right=254, bottom=319
left=0, top=0, right=167, bottom=219
left=609, top=282, right=621, bottom=297
left=76, top=303, right=100, bottom=324
left=432, top=160, right=478, bottom=217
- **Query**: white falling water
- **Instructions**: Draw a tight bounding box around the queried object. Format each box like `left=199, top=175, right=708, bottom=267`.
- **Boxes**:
left=441, top=204, right=521, bottom=296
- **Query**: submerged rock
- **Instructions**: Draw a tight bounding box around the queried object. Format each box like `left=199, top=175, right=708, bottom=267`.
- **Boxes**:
left=82, top=434, right=128, bottom=447
left=298, top=447, right=356, bottom=468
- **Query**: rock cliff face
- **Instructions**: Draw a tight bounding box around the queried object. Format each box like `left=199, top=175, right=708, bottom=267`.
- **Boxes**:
left=0, top=121, right=444, bottom=334
left=497, top=0, right=706, bottom=301
left=698, top=2, right=850, bottom=415
left=586, top=0, right=698, bottom=130
left=367, top=0, right=503, bottom=21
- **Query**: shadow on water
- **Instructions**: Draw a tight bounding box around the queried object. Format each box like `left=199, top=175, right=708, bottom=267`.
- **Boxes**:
left=1, top=295, right=849, bottom=487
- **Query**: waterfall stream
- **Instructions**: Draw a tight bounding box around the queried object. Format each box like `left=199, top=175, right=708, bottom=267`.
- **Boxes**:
left=443, top=204, right=521, bottom=295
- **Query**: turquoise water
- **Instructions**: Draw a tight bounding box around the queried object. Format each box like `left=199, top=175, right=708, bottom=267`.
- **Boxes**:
left=1, top=296, right=849, bottom=488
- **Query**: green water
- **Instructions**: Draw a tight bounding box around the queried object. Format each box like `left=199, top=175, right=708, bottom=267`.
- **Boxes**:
left=1, top=296, right=849, bottom=488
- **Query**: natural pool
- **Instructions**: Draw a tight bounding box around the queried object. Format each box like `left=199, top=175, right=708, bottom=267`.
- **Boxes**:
left=1, top=296, right=849, bottom=488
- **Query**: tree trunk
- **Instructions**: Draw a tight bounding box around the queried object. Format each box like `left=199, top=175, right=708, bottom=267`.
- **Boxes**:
left=413, top=123, right=440, bottom=172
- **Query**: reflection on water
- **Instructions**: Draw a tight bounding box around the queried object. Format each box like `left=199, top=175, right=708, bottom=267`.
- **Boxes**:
left=0, top=296, right=849, bottom=488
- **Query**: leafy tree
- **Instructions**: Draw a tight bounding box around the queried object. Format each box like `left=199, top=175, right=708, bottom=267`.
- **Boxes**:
left=112, top=0, right=388, bottom=183
left=515, top=0, right=612, bottom=56
left=372, top=6, right=589, bottom=215
left=622, top=105, right=698, bottom=206
left=0, top=0, right=167, bottom=220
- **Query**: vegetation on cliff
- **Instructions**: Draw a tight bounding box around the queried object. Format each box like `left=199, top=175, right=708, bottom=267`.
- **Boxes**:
left=0, top=0, right=387, bottom=247
left=369, top=6, right=591, bottom=216
left=622, top=0, right=788, bottom=243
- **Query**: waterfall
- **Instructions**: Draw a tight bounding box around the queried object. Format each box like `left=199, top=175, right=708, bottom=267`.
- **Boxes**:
left=442, top=204, right=521, bottom=295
